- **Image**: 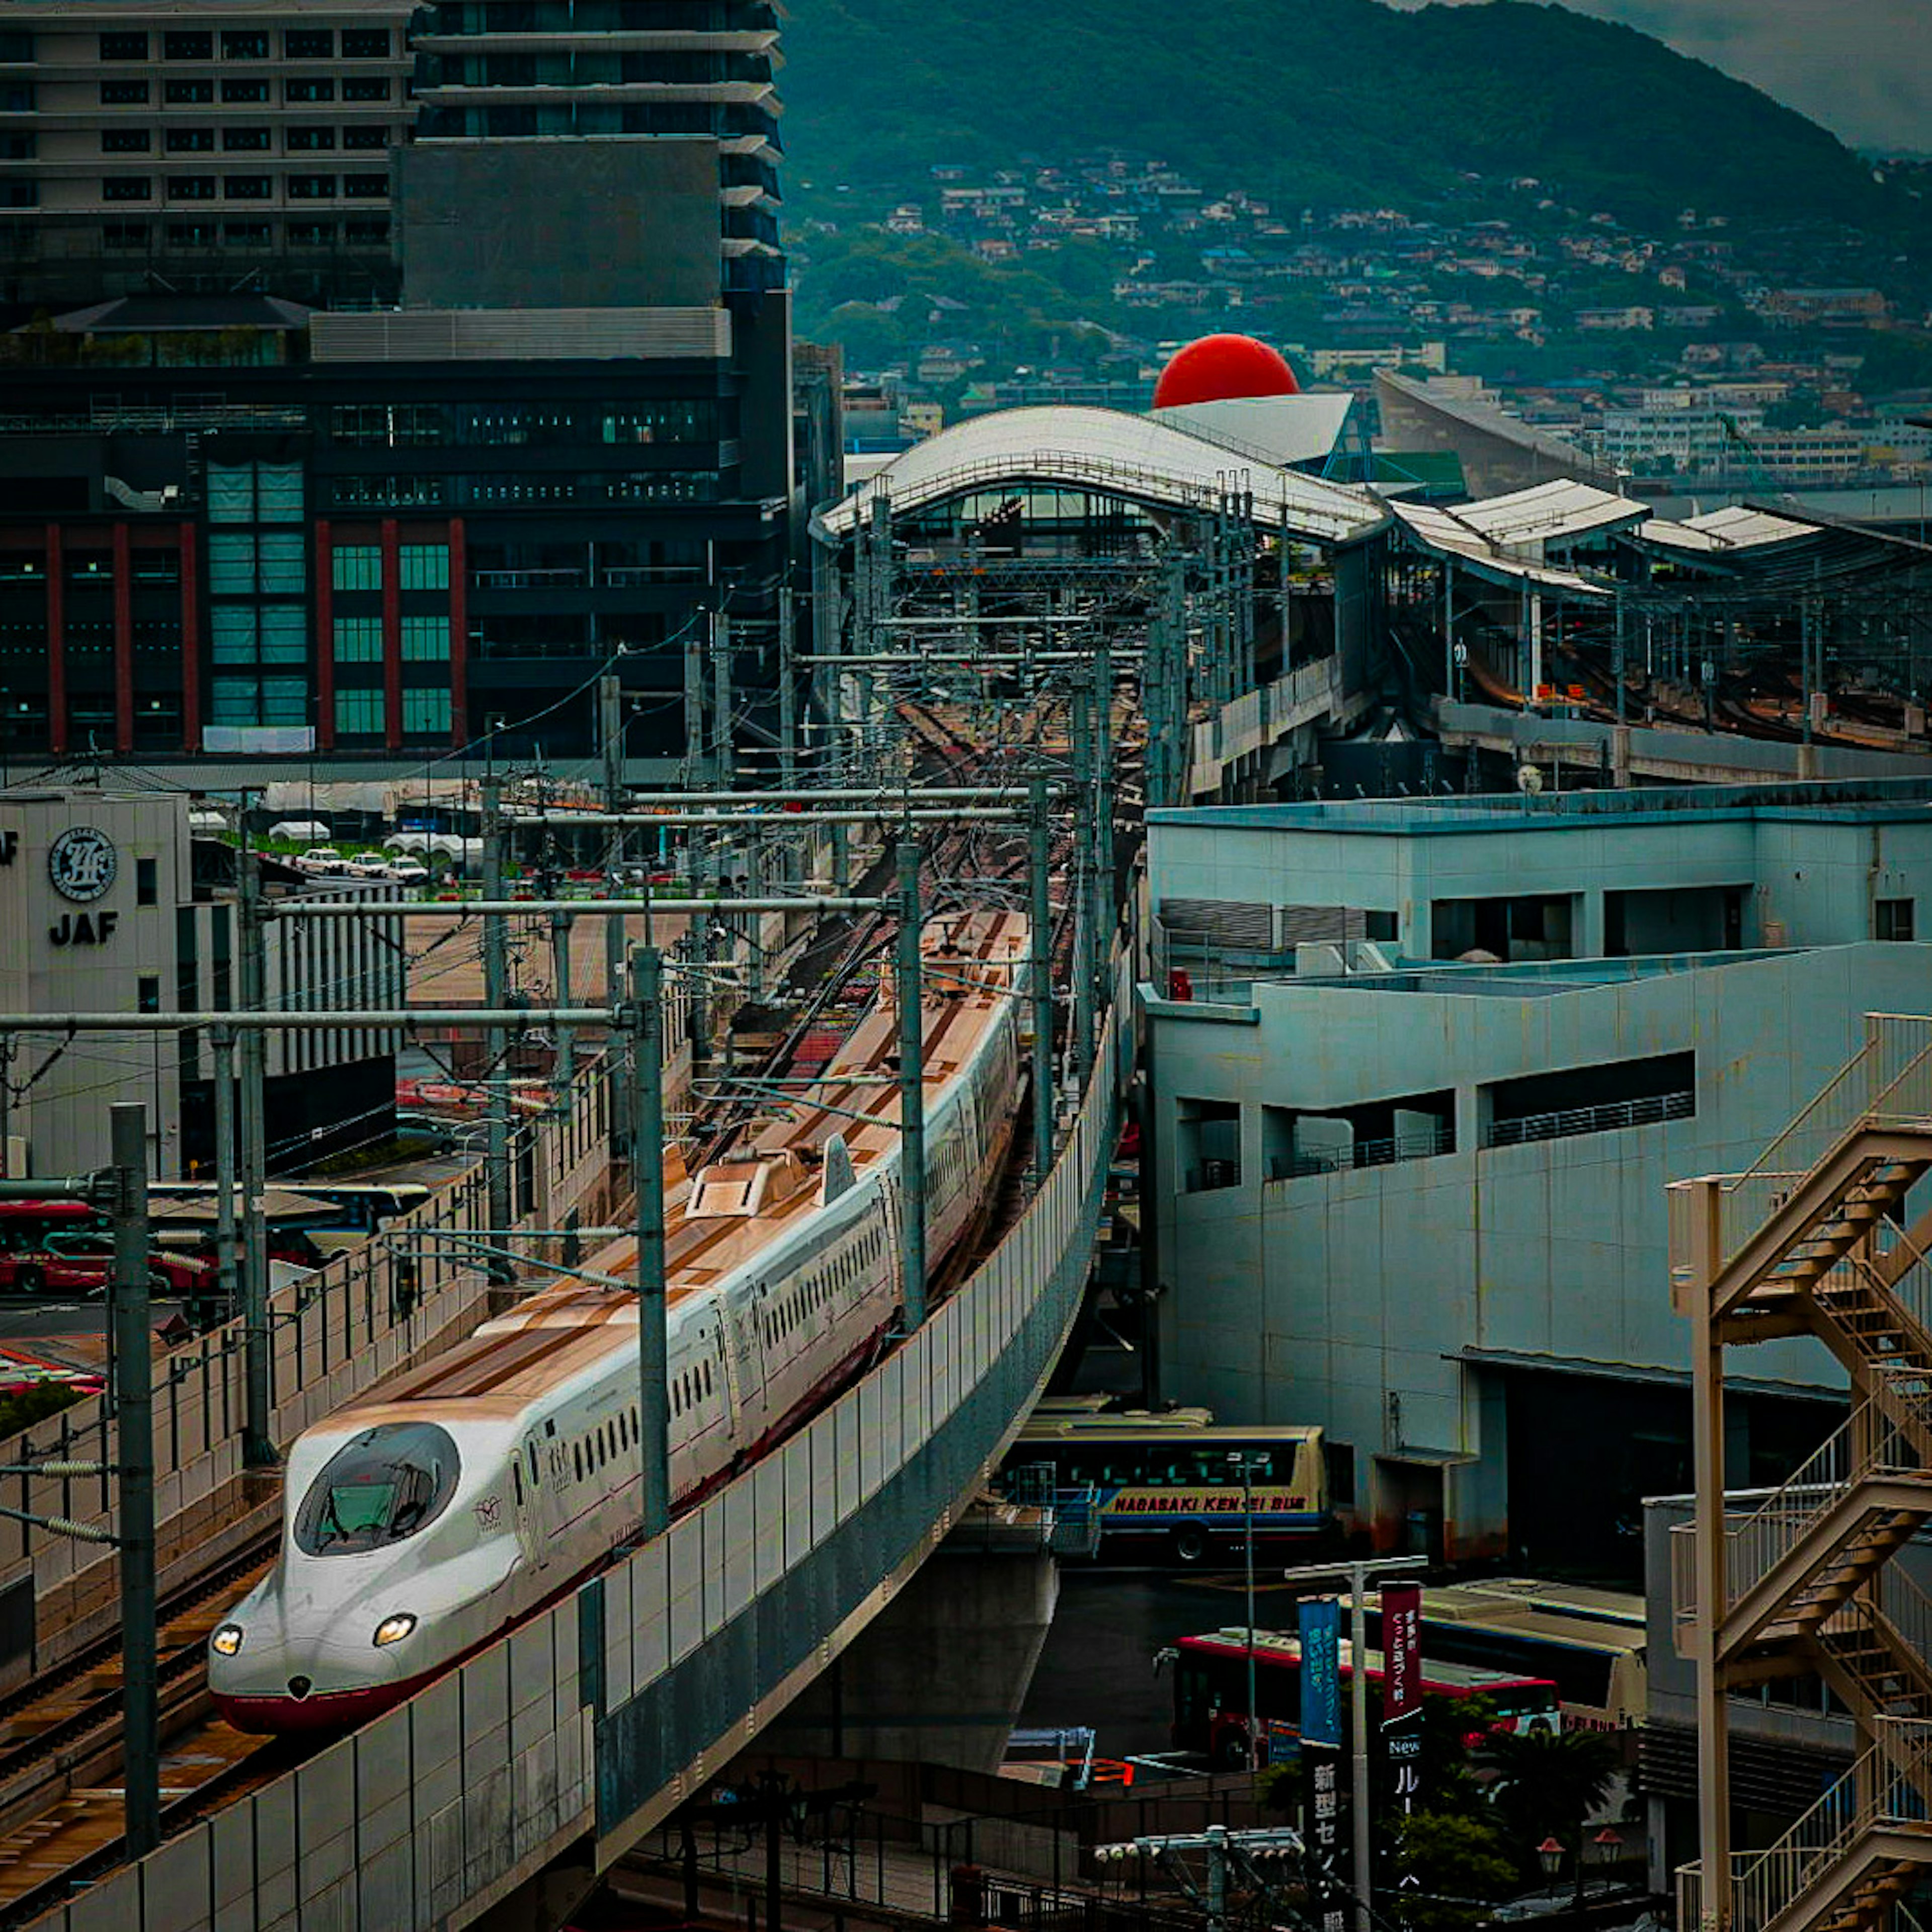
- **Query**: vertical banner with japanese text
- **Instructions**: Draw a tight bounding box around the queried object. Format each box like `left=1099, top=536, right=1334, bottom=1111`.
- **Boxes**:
left=1299, top=1596, right=1348, bottom=1932
left=1381, top=1581, right=1425, bottom=1830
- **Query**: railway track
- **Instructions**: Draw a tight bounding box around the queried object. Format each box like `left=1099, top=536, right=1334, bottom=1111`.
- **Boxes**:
left=0, top=1531, right=288, bottom=1923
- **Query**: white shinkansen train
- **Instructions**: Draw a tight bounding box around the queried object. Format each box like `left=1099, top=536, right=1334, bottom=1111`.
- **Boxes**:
left=210, top=912, right=1028, bottom=1733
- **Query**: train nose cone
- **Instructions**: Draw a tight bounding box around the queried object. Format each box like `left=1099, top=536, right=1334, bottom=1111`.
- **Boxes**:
left=288, top=1675, right=312, bottom=1700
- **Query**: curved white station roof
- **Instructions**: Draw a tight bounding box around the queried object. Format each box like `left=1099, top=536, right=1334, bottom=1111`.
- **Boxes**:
left=816, top=405, right=1388, bottom=547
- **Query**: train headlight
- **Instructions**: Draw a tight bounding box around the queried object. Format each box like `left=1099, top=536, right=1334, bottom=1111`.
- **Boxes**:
left=211, top=1624, right=244, bottom=1657
left=373, top=1613, right=418, bottom=1648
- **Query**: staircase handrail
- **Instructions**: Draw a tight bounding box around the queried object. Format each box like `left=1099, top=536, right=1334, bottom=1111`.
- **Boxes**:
left=1716, top=1019, right=1932, bottom=1271
left=1691, top=1719, right=1932, bottom=1932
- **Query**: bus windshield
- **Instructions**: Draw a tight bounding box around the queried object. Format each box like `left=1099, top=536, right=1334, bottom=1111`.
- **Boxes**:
left=294, top=1422, right=460, bottom=1556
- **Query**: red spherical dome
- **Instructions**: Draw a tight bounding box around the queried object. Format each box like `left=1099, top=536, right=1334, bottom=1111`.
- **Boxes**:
left=1153, top=334, right=1300, bottom=409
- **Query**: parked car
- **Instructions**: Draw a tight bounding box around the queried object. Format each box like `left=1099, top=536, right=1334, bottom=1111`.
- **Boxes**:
left=296, top=847, right=347, bottom=875
left=347, top=853, right=392, bottom=880
left=385, top=858, right=430, bottom=887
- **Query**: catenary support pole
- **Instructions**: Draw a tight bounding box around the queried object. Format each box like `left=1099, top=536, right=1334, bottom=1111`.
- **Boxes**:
left=1090, top=642, right=1114, bottom=1056
left=896, top=839, right=926, bottom=1331
left=630, top=944, right=671, bottom=1540
left=211, top=1025, right=238, bottom=1321
left=236, top=837, right=273, bottom=1468
left=778, top=583, right=797, bottom=786
left=1028, top=773, right=1055, bottom=1188
left=550, top=911, right=575, bottom=1118
left=110, top=1101, right=159, bottom=1860
left=481, top=775, right=514, bottom=1282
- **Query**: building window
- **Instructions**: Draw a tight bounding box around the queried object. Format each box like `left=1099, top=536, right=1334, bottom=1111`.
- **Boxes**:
left=343, top=174, right=388, bottom=199
left=401, top=616, right=449, bottom=661
left=136, top=857, right=157, bottom=906
left=332, top=544, right=381, bottom=591
left=286, top=77, right=336, bottom=103
left=336, top=689, right=385, bottom=736
left=403, top=689, right=451, bottom=737
left=222, top=127, right=271, bottom=151
left=342, top=29, right=391, bottom=58
left=1877, top=898, right=1916, bottom=942
left=221, top=30, right=269, bottom=58
left=101, top=129, right=151, bottom=153
left=167, top=220, right=218, bottom=246
left=399, top=544, right=448, bottom=591
left=100, top=31, right=149, bottom=61
left=221, top=77, right=271, bottom=103
left=343, top=126, right=388, bottom=150
left=331, top=474, right=441, bottom=509
left=286, top=29, right=335, bottom=58
left=100, top=79, right=149, bottom=104
left=333, top=615, right=382, bottom=663
left=104, top=221, right=148, bottom=249
left=224, top=176, right=271, bottom=200
left=138, top=976, right=160, bottom=1015
left=165, top=128, right=215, bottom=153
left=342, top=78, right=391, bottom=101
left=287, top=126, right=336, bottom=151
left=223, top=220, right=270, bottom=246
left=289, top=174, right=337, bottom=199
left=163, top=30, right=214, bottom=60
left=288, top=220, right=335, bottom=247
left=345, top=217, right=389, bottom=245
left=164, top=78, right=214, bottom=104
left=103, top=177, right=153, bottom=202
left=169, top=177, right=217, bottom=201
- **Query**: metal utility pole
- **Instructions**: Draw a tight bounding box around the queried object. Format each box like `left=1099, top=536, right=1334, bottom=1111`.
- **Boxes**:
left=1069, top=670, right=1094, bottom=1088
left=235, top=834, right=273, bottom=1468
left=1281, top=1553, right=1429, bottom=1932
left=629, top=945, right=671, bottom=1540
left=778, top=583, right=797, bottom=785
left=110, top=1101, right=159, bottom=1859
left=895, top=839, right=926, bottom=1330
left=1232, top=1450, right=1262, bottom=1769
left=550, top=911, right=575, bottom=1117
left=1089, top=644, right=1114, bottom=1054
left=480, top=775, right=514, bottom=1281
left=1027, top=772, right=1055, bottom=1187
left=211, top=1024, right=239, bottom=1321
left=710, top=609, right=734, bottom=787
left=682, top=622, right=707, bottom=788
left=600, top=676, right=632, bottom=1157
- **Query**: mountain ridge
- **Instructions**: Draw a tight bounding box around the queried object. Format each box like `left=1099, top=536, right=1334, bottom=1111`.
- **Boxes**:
left=780, top=0, right=1891, bottom=233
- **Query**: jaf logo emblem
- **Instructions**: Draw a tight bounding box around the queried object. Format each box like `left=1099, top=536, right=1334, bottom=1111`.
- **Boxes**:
left=47, top=827, right=116, bottom=903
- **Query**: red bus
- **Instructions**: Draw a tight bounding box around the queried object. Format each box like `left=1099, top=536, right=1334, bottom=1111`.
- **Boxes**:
left=1163, top=1626, right=1562, bottom=1769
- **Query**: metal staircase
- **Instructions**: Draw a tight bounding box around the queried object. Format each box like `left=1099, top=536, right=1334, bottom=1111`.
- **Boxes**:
left=1672, top=1015, right=1932, bottom=1932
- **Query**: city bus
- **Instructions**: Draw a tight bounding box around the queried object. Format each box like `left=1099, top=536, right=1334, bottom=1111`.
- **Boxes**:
left=1352, top=1579, right=1647, bottom=1732
left=998, top=1418, right=1338, bottom=1563
left=1163, top=1627, right=1562, bottom=1769
left=150, top=1180, right=430, bottom=1235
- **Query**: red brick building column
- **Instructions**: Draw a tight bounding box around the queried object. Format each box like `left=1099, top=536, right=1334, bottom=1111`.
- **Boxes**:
left=380, top=517, right=401, bottom=751
left=178, top=522, right=200, bottom=753
left=112, top=522, right=133, bottom=753
left=447, top=517, right=468, bottom=749
left=314, top=520, right=336, bottom=752
left=45, top=524, right=65, bottom=755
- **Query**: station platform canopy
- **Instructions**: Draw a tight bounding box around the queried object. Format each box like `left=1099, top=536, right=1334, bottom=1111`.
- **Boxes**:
left=1631, top=500, right=1931, bottom=587
left=1382, top=481, right=1639, bottom=598
left=814, top=404, right=1388, bottom=548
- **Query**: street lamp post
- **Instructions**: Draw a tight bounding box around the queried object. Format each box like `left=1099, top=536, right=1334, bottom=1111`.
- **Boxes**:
left=1230, top=1451, right=1263, bottom=1770
left=1280, top=1552, right=1430, bottom=1932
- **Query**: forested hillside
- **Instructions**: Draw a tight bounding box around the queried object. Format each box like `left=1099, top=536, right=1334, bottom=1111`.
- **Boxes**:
left=782, top=0, right=1887, bottom=229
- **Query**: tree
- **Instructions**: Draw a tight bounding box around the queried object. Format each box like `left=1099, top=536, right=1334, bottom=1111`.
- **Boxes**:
left=1479, top=1728, right=1623, bottom=1909
left=1392, top=1812, right=1518, bottom=1932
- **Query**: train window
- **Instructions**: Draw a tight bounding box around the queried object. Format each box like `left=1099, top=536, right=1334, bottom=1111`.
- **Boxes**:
left=294, top=1422, right=461, bottom=1556
left=526, top=1443, right=540, bottom=1488
left=573, top=1443, right=584, bottom=1481
left=631, top=1405, right=640, bottom=1437
left=512, top=1463, right=523, bottom=1507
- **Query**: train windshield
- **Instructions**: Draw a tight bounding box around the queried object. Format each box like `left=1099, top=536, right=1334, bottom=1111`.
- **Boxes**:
left=294, top=1422, right=461, bottom=1557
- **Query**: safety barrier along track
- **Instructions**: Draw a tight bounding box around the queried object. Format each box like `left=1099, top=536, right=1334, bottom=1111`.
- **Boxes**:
left=25, top=971, right=1129, bottom=1932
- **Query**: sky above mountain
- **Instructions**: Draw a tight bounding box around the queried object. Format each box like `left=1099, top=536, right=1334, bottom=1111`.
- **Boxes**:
left=1385, top=0, right=1931, bottom=151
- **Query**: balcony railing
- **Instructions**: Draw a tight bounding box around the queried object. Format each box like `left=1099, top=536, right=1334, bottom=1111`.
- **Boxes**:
left=1267, top=1123, right=1455, bottom=1181
left=1485, top=1087, right=1693, bottom=1149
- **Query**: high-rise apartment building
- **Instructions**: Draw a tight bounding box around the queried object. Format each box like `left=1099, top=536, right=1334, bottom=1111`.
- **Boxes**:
left=0, top=1, right=420, bottom=308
